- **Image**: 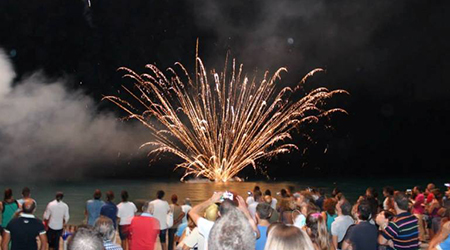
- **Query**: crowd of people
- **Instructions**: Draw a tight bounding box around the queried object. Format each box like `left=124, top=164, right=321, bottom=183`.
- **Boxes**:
left=0, top=183, right=449, bottom=250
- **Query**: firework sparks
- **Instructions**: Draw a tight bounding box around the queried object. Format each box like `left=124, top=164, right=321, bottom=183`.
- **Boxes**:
left=104, top=52, right=348, bottom=182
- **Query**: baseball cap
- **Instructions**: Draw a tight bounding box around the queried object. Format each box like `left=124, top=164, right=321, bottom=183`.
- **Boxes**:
left=444, top=183, right=450, bottom=187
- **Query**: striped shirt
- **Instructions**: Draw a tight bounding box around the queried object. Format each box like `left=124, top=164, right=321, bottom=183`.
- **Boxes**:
left=104, top=239, right=123, bottom=250
left=381, top=212, right=419, bottom=250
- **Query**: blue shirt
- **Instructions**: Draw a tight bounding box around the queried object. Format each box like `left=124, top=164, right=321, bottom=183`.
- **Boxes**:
left=100, top=201, right=118, bottom=229
left=256, top=225, right=268, bottom=250
left=86, top=199, right=105, bottom=226
left=439, top=235, right=450, bottom=250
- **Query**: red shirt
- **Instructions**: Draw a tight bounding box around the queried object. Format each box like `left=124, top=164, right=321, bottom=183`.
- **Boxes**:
left=412, top=193, right=424, bottom=214
left=426, top=192, right=435, bottom=204
left=129, top=214, right=160, bottom=250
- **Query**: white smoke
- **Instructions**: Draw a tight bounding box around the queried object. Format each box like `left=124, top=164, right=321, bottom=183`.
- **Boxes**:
left=0, top=49, right=149, bottom=179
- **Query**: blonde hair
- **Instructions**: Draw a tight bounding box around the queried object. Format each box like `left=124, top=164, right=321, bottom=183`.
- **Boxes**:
left=264, top=224, right=314, bottom=250
left=305, top=212, right=331, bottom=250
left=205, top=203, right=219, bottom=221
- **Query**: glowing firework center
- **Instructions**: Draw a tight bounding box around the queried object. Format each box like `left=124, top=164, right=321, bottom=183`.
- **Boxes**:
left=105, top=54, right=348, bottom=182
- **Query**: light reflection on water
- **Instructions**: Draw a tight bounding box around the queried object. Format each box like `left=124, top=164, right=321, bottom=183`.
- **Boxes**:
left=1, top=177, right=445, bottom=224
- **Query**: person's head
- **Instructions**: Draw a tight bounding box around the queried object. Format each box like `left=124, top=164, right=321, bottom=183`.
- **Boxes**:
left=357, top=200, right=372, bottom=221
left=265, top=224, right=314, bottom=250
left=171, top=194, right=178, bottom=204
left=264, top=189, right=272, bottom=196
left=205, top=203, right=219, bottom=221
left=253, top=190, right=262, bottom=202
left=393, top=191, right=409, bottom=212
left=93, top=189, right=102, bottom=200
left=68, top=227, right=103, bottom=250
left=296, top=191, right=314, bottom=206
left=94, top=216, right=115, bottom=241
left=305, top=212, right=330, bottom=249
left=264, top=195, right=273, bottom=205
left=332, top=187, right=341, bottom=197
left=336, top=200, right=352, bottom=216
left=432, top=189, right=442, bottom=200
left=184, top=198, right=191, bottom=206
left=208, top=206, right=255, bottom=250
left=287, top=186, right=295, bottom=195
left=366, top=187, right=377, bottom=198
left=22, top=187, right=31, bottom=198
left=280, top=189, right=288, bottom=198
left=255, top=203, right=272, bottom=222
left=157, top=190, right=165, bottom=199
left=106, top=191, right=114, bottom=202
left=413, top=186, right=422, bottom=195
left=379, top=210, right=395, bottom=221
left=56, top=192, right=64, bottom=202
left=142, top=201, right=155, bottom=214
left=22, top=198, right=36, bottom=214
left=427, top=183, right=436, bottom=192
left=4, top=188, right=12, bottom=201
left=323, top=198, right=337, bottom=215
left=254, top=186, right=261, bottom=192
left=219, top=199, right=237, bottom=217
left=383, top=186, right=394, bottom=197
left=121, top=190, right=129, bottom=202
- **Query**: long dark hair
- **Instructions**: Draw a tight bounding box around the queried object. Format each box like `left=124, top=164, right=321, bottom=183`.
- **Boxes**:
left=4, top=188, right=12, bottom=201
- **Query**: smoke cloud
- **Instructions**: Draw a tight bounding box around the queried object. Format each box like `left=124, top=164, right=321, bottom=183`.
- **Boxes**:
left=0, top=49, right=149, bottom=180
left=191, top=0, right=398, bottom=86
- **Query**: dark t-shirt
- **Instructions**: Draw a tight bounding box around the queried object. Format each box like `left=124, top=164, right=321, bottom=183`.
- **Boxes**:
left=5, top=215, right=46, bottom=250
left=344, top=221, right=378, bottom=250
left=100, top=201, right=118, bottom=228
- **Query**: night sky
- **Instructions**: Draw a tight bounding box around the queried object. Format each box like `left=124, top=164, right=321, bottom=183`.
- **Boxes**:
left=0, top=0, right=448, bottom=180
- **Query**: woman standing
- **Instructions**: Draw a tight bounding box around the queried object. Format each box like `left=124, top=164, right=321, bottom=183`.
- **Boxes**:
left=0, top=188, right=20, bottom=228
left=169, top=194, right=185, bottom=250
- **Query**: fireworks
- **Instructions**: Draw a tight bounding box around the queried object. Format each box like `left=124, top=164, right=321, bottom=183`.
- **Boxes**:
left=104, top=52, right=348, bottom=182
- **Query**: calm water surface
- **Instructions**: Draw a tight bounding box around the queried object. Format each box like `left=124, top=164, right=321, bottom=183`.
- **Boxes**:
left=1, top=177, right=447, bottom=224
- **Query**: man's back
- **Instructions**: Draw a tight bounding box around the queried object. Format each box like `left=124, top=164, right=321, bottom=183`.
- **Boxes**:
left=150, top=199, right=170, bottom=229
left=86, top=199, right=104, bottom=226
left=100, top=201, right=118, bottom=228
left=5, top=215, right=46, bottom=250
left=129, top=215, right=160, bottom=250
left=44, top=200, right=70, bottom=230
left=345, top=221, right=378, bottom=250
left=381, top=212, right=419, bottom=249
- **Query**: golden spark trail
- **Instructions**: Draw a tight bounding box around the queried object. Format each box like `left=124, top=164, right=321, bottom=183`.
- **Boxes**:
left=104, top=54, right=348, bottom=182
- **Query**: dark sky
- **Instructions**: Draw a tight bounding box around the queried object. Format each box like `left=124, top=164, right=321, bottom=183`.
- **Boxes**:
left=0, top=0, right=449, bottom=179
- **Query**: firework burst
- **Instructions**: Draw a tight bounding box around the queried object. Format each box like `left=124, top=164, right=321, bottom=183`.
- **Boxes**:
left=104, top=52, right=348, bottom=182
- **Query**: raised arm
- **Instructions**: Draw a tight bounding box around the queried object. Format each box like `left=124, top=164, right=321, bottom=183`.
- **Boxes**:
left=236, top=195, right=260, bottom=239
left=189, top=192, right=223, bottom=225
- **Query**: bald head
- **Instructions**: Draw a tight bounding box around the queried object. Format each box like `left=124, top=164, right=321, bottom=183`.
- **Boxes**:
left=22, top=198, right=36, bottom=214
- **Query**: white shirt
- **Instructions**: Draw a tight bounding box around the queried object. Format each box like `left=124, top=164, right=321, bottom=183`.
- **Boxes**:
left=150, top=199, right=170, bottom=230
left=117, top=201, right=137, bottom=225
left=248, top=202, right=259, bottom=220
left=293, top=213, right=306, bottom=229
left=270, top=198, right=277, bottom=209
left=43, top=199, right=70, bottom=230
left=181, top=204, right=192, bottom=223
left=197, top=217, right=214, bottom=250
left=182, top=227, right=205, bottom=250
left=331, top=215, right=354, bottom=242
left=246, top=196, right=255, bottom=206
